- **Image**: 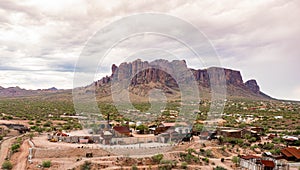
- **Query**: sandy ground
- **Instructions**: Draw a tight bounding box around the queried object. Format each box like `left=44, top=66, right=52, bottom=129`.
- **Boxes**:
left=25, top=134, right=237, bottom=169
left=0, top=136, right=19, bottom=166
left=11, top=139, right=30, bottom=170
left=12, top=133, right=297, bottom=170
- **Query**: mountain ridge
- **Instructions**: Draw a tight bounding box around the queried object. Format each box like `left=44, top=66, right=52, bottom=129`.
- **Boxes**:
left=93, top=59, right=272, bottom=101
left=0, top=59, right=273, bottom=101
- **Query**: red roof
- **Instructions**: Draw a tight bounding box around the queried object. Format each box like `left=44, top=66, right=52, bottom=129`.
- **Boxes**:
left=282, top=147, right=300, bottom=159
left=281, top=148, right=294, bottom=158
left=261, top=160, right=275, bottom=168
left=241, top=155, right=261, bottom=160
left=113, top=126, right=130, bottom=134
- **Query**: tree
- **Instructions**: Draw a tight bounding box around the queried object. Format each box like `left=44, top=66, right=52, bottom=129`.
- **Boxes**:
left=136, top=124, right=148, bottom=134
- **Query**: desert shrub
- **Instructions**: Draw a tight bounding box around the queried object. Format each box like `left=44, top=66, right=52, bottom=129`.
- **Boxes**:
left=181, top=162, right=188, bottom=169
left=180, top=152, right=199, bottom=163
left=42, top=160, right=51, bottom=168
left=231, top=156, right=240, bottom=165
left=250, top=144, right=259, bottom=150
left=202, top=157, right=209, bottom=163
left=248, top=137, right=257, bottom=143
left=131, top=164, right=138, bottom=170
left=152, top=154, right=164, bottom=164
left=159, top=160, right=177, bottom=169
left=80, top=161, right=91, bottom=170
left=214, top=166, right=227, bottom=170
left=270, top=148, right=281, bottom=155
left=262, top=143, right=274, bottom=150
left=2, top=161, right=13, bottom=170
left=11, top=143, right=20, bottom=153
left=205, top=149, right=212, bottom=157
left=221, top=158, right=225, bottom=162
left=43, top=121, right=52, bottom=127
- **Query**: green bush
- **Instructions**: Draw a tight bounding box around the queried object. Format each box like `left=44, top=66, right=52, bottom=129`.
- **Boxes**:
left=2, top=161, right=13, bottom=170
left=262, top=142, right=274, bottom=150
left=42, top=160, right=51, bottom=168
left=202, top=157, right=209, bottom=163
left=214, top=166, right=227, bottom=170
left=180, top=152, right=199, bottom=163
left=152, top=154, right=164, bottom=163
left=181, top=162, right=188, bottom=169
left=11, top=143, right=20, bottom=153
left=159, top=160, right=177, bottom=169
left=231, top=156, right=240, bottom=165
left=205, top=149, right=212, bottom=157
left=80, top=161, right=91, bottom=170
left=248, top=137, right=257, bottom=143
left=131, top=164, right=138, bottom=170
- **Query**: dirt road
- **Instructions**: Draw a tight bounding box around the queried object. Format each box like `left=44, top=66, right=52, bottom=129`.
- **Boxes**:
left=13, top=139, right=30, bottom=170
left=0, top=137, right=17, bottom=165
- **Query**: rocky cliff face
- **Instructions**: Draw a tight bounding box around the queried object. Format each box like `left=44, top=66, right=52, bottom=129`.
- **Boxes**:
left=94, top=59, right=269, bottom=99
left=245, top=79, right=260, bottom=94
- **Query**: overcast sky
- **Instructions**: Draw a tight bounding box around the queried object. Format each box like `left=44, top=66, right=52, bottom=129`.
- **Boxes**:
left=0, top=0, right=299, bottom=101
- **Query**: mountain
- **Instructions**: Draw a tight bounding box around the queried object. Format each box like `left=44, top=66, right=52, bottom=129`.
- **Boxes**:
left=0, top=59, right=272, bottom=101
left=92, top=59, right=272, bottom=101
left=0, top=86, right=62, bottom=98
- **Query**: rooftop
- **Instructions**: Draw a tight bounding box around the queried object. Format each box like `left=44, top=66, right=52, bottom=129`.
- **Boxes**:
left=281, top=147, right=300, bottom=159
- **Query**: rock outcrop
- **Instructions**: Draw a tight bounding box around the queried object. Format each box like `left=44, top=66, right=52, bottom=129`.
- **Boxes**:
left=245, top=79, right=260, bottom=94
left=93, top=59, right=270, bottom=100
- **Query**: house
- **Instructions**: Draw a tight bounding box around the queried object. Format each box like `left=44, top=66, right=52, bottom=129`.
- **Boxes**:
left=240, top=155, right=262, bottom=170
left=113, top=126, right=131, bottom=137
left=240, top=155, right=287, bottom=170
left=0, top=123, right=29, bottom=133
left=242, top=127, right=263, bottom=140
left=249, top=127, right=264, bottom=134
left=199, top=131, right=217, bottom=140
left=282, top=136, right=299, bottom=146
left=261, top=160, right=275, bottom=170
left=154, top=122, right=188, bottom=135
left=281, top=147, right=300, bottom=161
left=219, top=129, right=242, bottom=138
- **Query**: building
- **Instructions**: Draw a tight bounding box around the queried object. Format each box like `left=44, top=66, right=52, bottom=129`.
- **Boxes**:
left=281, top=147, right=300, bottom=161
left=0, top=123, right=29, bottom=133
left=113, top=126, right=131, bottom=137
left=219, top=129, right=242, bottom=138
left=240, top=155, right=288, bottom=170
left=154, top=122, right=188, bottom=135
